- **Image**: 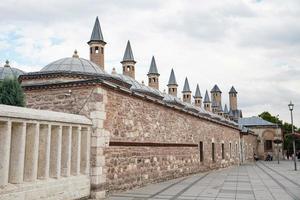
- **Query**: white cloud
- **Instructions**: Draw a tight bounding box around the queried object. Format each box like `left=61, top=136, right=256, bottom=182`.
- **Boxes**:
left=0, top=0, right=300, bottom=126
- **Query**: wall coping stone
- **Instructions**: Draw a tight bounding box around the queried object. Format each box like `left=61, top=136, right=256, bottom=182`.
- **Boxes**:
left=0, top=104, right=92, bottom=125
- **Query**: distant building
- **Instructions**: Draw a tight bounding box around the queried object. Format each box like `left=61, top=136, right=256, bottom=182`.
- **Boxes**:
left=239, top=116, right=282, bottom=160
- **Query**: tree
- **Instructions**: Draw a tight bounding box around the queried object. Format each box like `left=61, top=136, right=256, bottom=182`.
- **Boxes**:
left=0, top=77, right=25, bottom=107
left=259, top=111, right=282, bottom=126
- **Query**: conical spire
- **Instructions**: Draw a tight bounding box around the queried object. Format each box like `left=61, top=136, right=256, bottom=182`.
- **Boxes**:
left=203, top=90, right=211, bottom=103
left=148, top=56, right=159, bottom=75
left=182, top=77, right=191, bottom=92
left=88, top=17, right=105, bottom=44
left=224, top=104, right=229, bottom=113
left=194, top=84, right=202, bottom=98
left=167, top=68, right=177, bottom=86
left=211, top=84, right=222, bottom=93
left=122, top=40, right=135, bottom=62
left=229, top=86, right=237, bottom=94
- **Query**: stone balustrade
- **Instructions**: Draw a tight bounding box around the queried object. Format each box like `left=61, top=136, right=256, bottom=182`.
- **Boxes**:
left=0, top=104, right=92, bottom=200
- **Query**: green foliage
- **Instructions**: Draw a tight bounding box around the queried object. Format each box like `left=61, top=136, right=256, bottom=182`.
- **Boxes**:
left=258, top=111, right=282, bottom=126
left=258, top=111, right=300, bottom=152
left=0, top=77, right=25, bottom=107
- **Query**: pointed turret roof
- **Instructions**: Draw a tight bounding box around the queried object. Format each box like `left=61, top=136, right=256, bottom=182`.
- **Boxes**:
left=148, top=56, right=159, bottom=75
left=229, top=86, right=237, bottom=94
left=167, top=68, right=177, bottom=86
left=122, top=40, right=135, bottom=62
left=182, top=77, right=191, bottom=92
left=211, top=84, right=222, bottom=93
left=224, top=104, right=229, bottom=113
left=203, top=90, right=211, bottom=103
left=88, top=17, right=105, bottom=44
left=194, top=84, right=202, bottom=98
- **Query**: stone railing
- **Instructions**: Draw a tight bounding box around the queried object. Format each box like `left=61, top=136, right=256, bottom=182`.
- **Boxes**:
left=0, top=104, right=92, bottom=200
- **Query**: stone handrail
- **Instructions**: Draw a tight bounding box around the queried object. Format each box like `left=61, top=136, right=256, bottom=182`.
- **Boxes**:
left=0, top=104, right=92, bottom=189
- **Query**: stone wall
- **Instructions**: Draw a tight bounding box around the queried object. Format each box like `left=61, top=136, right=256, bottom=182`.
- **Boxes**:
left=103, top=89, right=241, bottom=193
left=241, top=134, right=257, bottom=162
left=25, top=86, right=108, bottom=199
left=24, top=85, right=242, bottom=196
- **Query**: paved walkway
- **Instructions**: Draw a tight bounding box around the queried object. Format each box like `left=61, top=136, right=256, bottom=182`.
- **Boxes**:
left=108, top=161, right=300, bottom=200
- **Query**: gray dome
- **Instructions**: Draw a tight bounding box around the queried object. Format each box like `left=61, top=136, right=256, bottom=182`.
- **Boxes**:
left=41, top=51, right=106, bottom=75
left=0, top=60, right=25, bottom=80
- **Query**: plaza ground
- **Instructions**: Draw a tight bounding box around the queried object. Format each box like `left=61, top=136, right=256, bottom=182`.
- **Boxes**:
left=108, top=161, right=300, bottom=200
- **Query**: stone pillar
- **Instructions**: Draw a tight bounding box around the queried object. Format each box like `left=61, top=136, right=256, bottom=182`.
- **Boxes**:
left=50, top=125, right=62, bottom=178
left=38, top=124, right=51, bottom=179
left=9, top=122, right=26, bottom=183
left=61, top=126, right=72, bottom=177
left=71, top=126, right=81, bottom=175
left=81, top=127, right=91, bottom=174
left=90, top=87, right=108, bottom=199
left=0, top=120, right=11, bottom=186
left=24, top=123, right=40, bottom=181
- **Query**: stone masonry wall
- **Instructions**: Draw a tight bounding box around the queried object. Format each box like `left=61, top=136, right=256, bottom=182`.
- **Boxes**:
left=103, top=89, right=241, bottom=193
left=25, top=85, right=242, bottom=197
left=241, top=134, right=257, bottom=162
left=25, top=86, right=108, bottom=199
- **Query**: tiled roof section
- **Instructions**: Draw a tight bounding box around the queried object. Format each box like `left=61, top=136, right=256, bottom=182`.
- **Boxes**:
left=229, top=86, right=237, bottom=94
left=167, top=68, right=177, bottom=86
left=40, top=56, right=106, bottom=75
left=182, top=77, right=191, bottom=92
left=148, top=56, right=159, bottom=75
left=194, top=84, right=202, bottom=98
left=211, top=84, right=222, bottom=93
left=122, top=40, right=135, bottom=62
left=224, top=104, right=229, bottom=113
left=203, top=90, right=211, bottom=103
left=112, top=73, right=164, bottom=99
left=88, top=17, right=104, bottom=43
left=238, top=116, right=276, bottom=127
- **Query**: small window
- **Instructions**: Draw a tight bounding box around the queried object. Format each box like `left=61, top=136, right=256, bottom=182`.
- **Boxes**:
left=172, top=88, right=175, bottom=92
left=199, top=141, right=204, bottom=162
left=123, top=66, right=125, bottom=71
left=127, top=66, right=130, bottom=71
left=152, top=78, right=156, bottom=82
left=90, top=47, right=92, bottom=54
left=101, top=47, right=104, bottom=54
left=212, top=143, right=215, bottom=162
left=95, top=46, right=99, bottom=53
left=229, top=143, right=232, bottom=158
left=169, top=88, right=171, bottom=92
left=236, top=143, right=238, bottom=157
left=221, top=143, right=225, bottom=159
left=265, top=140, right=272, bottom=150
left=149, top=78, right=151, bottom=83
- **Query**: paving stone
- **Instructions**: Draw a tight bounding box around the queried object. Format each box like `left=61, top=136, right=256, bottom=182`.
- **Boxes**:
left=108, top=161, right=300, bottom=200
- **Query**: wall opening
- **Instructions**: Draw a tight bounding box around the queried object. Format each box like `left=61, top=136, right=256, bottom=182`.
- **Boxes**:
left=221, top=143, right=225, bottom=159
left=199, top=141, right=203, bottom=162
left=212, top=142, right=215, bottom=162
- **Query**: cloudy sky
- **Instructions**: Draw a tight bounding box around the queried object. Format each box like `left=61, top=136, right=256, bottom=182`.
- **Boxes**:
left=1, top=0, right=300, bottom=126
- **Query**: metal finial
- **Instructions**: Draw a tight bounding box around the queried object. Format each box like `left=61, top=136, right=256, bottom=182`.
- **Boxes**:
left=111, top=67, right=116, bottom=74
left=4, top=60, right=10, bottom=67
left=141, top=80, right=145, bottom=85
left=73, top=50, right=79, bottom=58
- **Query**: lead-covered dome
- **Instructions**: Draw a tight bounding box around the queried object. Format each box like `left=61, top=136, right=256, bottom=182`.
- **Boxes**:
left=0, top=60, right=25, bottom=80
left=40, top=50, right=106, bottom=75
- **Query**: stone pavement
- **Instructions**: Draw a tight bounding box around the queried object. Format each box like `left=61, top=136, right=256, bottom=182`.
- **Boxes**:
left=108, top=161, right=300, bottom=200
